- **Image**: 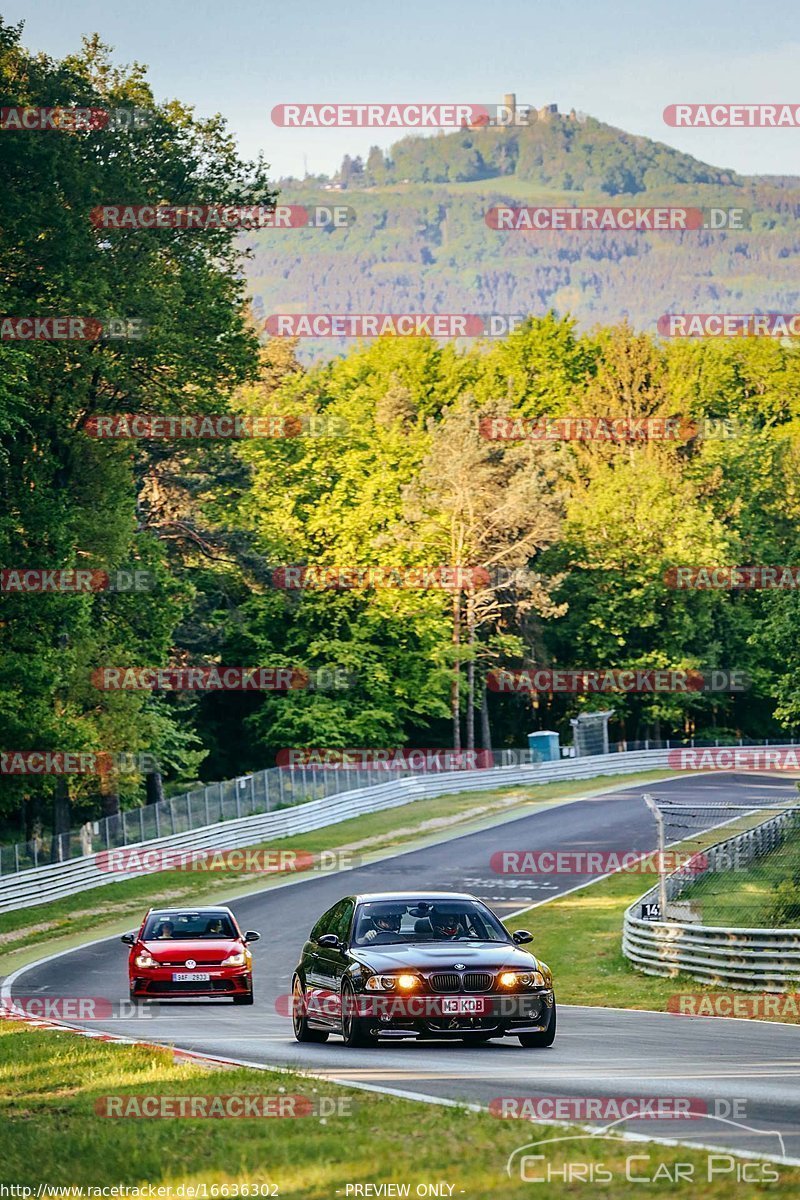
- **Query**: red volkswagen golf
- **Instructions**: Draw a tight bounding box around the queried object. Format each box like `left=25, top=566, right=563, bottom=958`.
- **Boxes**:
left=123, top=906, right=260, bottom=1004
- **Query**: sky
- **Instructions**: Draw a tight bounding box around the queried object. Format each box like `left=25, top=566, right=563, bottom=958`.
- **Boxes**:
left=5, top=0, right=800, bottom=181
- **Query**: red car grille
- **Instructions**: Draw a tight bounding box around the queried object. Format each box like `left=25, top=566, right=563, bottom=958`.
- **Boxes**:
left=154, top=980, right=236, bottom=993
left=158, top=960, right=225, bottom=967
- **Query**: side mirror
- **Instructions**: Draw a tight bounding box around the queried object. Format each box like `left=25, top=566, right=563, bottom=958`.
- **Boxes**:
left=244, top=931, right=260, bottom=943
left=318, top=933, right=341, bottom=949
left=512, top=929, right=533, bottom=945
left=121, top=933, right=136, bottom=945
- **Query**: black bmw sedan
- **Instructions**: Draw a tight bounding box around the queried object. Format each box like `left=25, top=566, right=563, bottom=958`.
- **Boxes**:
left=290, top=891, right=556, bottom=1048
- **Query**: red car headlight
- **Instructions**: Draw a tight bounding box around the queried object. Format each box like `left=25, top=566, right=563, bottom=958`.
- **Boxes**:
left=134, top=952, right=157, bottom=969
left=221, top=951, right=247, bottom=967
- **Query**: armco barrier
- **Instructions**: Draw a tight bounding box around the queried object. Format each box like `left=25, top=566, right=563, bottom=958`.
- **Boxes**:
left=623, top=808, right=800, bottom=991
left=0, top=748, right=676, bottom=912
left=2, top=750, right=544, bottom=874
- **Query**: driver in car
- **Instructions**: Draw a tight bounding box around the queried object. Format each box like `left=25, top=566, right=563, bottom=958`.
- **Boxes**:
left=362, top=911, right=402, bottom=943
left=430, top=912, right=463, bottom=939
left=156, top=920, right=175, bottom=939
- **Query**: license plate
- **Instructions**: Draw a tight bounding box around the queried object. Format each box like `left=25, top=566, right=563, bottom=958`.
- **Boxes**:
left=441, top=997, right=486, bottom=1015
left=172, top=972, right=211, bottom=982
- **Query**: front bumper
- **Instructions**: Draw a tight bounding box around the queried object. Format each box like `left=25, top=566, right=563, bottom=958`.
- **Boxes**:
left=353, top=989, right=554, bottom=1038
left=130, top=968, right=252, bottom=998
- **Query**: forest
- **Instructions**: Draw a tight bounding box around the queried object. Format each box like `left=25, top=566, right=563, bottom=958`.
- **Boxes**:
left=3, top=20, right=800, bottom=847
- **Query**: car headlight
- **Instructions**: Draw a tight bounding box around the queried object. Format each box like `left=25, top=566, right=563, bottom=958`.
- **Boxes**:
left=498, top=970, right=546, bottom=988
left=367, top=974, right=419, bottom=993
left=365, top=975, right=397, bottom=991
left=134, top=952, right=157, bottom=969
left=221, top=951, right=246, bottom=967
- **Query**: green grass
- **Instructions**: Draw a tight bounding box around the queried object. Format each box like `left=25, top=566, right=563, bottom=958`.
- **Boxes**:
left=2, top=1021, right=796, bottom=1196
left=506, top=813, right=800, bottom=1021
left=4, top=776, right=799, bottom=1192
left=678, top=823, right=800, bottom=927
left=0, top=769, right=681, bottom=971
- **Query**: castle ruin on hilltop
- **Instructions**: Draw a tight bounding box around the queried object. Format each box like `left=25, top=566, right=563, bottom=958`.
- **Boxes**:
left=468, top=93, right=582, bottom=130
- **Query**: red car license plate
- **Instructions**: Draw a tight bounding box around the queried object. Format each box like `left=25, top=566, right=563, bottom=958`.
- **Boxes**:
left=441, top=997, right=487, bottom=1015
left=172, top=972, right=211, bottom=981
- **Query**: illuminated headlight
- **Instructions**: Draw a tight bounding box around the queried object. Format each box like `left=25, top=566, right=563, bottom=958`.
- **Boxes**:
left=395, top=974, right=419, bottom=990
left=134, top=952, right=157, bottom=969
left=221, top=951, right=246, bottom=967
left=365, top=974, right=419, bottom=992
left=498, top=970, right=546, bottom=989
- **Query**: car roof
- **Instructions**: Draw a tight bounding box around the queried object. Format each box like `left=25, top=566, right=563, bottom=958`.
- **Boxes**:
left=354, top=892, right=479, bottom=903
left=145, top=906, right=234, bottom=916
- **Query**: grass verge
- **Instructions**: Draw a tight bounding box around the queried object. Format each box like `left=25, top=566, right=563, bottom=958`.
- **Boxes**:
left=1, top=1020, right=796, bottom=1196
left=0, top=769, right=681, bottom=972
left=678, top=820, right=800, bottom=927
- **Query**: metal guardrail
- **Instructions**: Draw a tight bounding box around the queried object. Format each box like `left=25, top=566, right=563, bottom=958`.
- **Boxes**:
left=6, top=735, right=789, bottom=877
left=1, top=750, right=542, bottom=876
left=0, top=748, right=677, bottom=913
left=623, top=808, right=800, bottom=991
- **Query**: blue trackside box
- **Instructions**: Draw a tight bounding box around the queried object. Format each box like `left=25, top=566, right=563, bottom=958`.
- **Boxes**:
left=527, top=730, right=560, bottom=762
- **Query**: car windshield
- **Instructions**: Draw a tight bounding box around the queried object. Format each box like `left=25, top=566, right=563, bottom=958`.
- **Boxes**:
left=351, top=900, right=510, bottom=946
left=143, top=912, right=237, bottom=940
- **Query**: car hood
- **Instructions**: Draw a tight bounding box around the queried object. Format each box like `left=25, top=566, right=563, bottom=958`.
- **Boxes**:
left=350, top=942, right=540, bottom=972
left=139, top=939, right=242, bottom=963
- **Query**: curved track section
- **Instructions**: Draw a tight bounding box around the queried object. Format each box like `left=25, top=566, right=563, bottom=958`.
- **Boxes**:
left=8, top=773, right=800, bottom=1160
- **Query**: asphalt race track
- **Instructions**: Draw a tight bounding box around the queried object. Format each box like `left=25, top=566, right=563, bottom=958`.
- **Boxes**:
left=8, top=772, right=800, bottom=1163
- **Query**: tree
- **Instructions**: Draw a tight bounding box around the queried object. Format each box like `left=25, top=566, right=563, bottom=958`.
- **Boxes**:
left=0, top=21, right=275, bottom=842
left=402, top=392, right=565, bottom=750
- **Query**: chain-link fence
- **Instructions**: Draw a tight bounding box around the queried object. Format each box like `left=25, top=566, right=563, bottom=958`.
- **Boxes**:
left=0, top=749, right=540, bottom=876
left=4, top=734, right=798, bottom=877
left=650, top=798, right=800, bottom=927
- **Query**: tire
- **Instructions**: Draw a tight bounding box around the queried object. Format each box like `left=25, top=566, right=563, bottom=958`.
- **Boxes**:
left=292, top=976, right=329, bottom=1043
left=518, top=1002, right=557, bottom=1048
left=233, top=992, right=254, bottom=1006
left=128, top=991, right=140, bottom=1004
left=340, top=980, right=378, bottom=1048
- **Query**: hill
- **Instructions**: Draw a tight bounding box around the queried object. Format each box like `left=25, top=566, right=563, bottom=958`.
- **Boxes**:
left=245, top=112, right=800, bottom=360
